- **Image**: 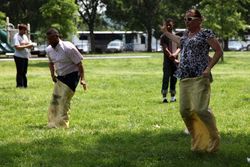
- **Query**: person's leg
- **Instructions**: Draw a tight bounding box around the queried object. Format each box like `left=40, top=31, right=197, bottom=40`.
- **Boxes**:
left=14, top=56, right=24, bottom=87
left=179, top=79, right=193, bottom=133
left=48, top=81, right=75, bottom=128
left=170, top=76, right=177, bottom=102
left=194, top=78, right=220, bottom=152
left=49, top=72, right=79, bottom=128
left=161, top=61, right=170, bottom=102
left=182, top=77, right=219, bottom=153
left=23, top=58, right=28, bottom=88
left=169, top=63, right=177, bottom=102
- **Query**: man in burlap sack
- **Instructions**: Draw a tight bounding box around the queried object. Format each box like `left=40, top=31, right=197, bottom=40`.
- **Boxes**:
left=46, top=28, right=87, bottom=128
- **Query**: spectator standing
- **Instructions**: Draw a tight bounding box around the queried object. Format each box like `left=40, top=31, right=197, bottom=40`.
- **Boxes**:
left=13, top=24, right=33, bottom=88
left=160, top=18, right=180, bottom=103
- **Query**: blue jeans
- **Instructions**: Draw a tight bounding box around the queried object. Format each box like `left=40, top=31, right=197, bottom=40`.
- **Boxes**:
left=14, top=56, right=28, bottom=88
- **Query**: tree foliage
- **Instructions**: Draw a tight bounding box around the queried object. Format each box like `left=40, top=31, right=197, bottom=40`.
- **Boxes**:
left=103, top=0, right=201, bottom=51
left=199, top=0, right=250, bottom=50
left=0, top=11, right=6, bottom=29
left=40, top=0, right=78, bottom=39
left=199, top=0, right=248, bottom=39
left=0, top=0, right=249, bottom=52
left=160, top=0, right=201, bottom=28
left=75, top=0, right=106, bottom=52
left=0, top=0, right=49, bottom=32
left=104, top=0, right=164, bottom=51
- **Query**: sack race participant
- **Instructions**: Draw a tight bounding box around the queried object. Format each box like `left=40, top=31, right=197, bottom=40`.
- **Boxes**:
left=161, top=9, right=223, bottom=152
left=46, top=28, right=87, bottom=128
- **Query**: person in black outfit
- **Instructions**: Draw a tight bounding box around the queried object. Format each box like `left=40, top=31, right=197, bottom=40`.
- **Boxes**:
left=160, top=18, right=180, bottom=103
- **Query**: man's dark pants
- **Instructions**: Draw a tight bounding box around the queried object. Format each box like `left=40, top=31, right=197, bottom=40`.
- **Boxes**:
left=14, top=56, right=28, bottom=88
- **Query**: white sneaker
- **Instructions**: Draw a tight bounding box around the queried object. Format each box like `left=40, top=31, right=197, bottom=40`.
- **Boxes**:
left=170, top=96, right=176, bottom=102
left=162, top=97, right=168, bottom=103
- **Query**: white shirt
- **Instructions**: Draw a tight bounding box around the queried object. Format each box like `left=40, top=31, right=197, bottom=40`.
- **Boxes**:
left=13, top=33, right=31, bottom=58
left=46, top=40, right=83, bottom=76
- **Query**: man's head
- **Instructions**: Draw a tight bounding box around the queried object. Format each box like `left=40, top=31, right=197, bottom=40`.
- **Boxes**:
left=164, top=18, right=174, bottom=32
left=46, top=28, right=60, bottom=48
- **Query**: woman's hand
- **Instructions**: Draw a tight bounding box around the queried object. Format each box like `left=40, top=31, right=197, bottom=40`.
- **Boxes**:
left=202, top=67, right=211, bottom=78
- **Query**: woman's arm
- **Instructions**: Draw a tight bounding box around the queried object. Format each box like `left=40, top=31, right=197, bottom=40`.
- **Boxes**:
left=160, top=25, right=181, bottom=46
left=203, top=37, right=223, bottom=77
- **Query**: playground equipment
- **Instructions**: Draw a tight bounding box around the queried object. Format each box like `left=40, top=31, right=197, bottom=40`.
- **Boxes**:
left=0, top=29, right=15, bottom=53
left=0, top=17, right=31, bottom=56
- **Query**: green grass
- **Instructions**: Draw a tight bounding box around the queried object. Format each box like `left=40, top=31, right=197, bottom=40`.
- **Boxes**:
left=0, top=52, right=249, bottom=167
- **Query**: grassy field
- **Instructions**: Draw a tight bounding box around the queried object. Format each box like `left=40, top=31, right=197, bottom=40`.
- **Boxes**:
left=0, top=52, right=249, bottom=167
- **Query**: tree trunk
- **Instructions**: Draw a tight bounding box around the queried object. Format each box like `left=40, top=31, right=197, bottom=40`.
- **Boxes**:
left=89, top=25, right=95, bottom=53
left=223, top=38, right=229, bottom=51
left=219, top=38, right=224, bottom=62
left=147, top=28, right=152, bottom=52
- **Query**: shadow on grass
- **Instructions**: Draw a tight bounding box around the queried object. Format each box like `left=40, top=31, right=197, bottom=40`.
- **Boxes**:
left=0, top=130, right=249, bottom=167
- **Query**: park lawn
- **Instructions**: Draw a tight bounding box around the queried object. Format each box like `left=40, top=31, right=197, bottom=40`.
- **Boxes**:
left=0, top=52, right=249, bottom=167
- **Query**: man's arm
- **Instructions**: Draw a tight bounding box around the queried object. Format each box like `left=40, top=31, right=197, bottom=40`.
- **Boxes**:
left=77, top=62, right=87, bottom=91
left=48, top=62, right=57, bottom=82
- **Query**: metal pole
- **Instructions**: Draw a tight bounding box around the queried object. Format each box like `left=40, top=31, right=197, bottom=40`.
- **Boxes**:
left=6, top=17, right=9, bottom=43
left=27, top=23, right=31, bottom=40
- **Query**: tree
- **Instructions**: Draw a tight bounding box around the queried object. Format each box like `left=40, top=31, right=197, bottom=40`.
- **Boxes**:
left=199, top=0, right=249, bottom=51
left=104, top=0, right=201, bottom=52
left=161, top=0, right=201, bottom=28
left=75, top=0, right=106, bottom=53
left=0, top=11, right=6, bottom=29
left=40, top=0, right=78, bottom=39
left=0, top=0, right=49, bottom=32
left=130, top=0, right=163, bottom=52
left=104, top=0, right=163, bottom=52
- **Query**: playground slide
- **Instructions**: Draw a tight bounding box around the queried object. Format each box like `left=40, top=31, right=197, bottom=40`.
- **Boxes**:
left=0, top=29, right=14, bottom=53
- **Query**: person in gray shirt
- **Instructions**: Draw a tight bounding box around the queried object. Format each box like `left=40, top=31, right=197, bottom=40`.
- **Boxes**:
left=13, top=24, right=33, bottom=88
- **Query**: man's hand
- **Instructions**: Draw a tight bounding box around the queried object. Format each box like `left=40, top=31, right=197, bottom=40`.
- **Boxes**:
left=51, top=76, right=57, bottom=83
left=80, top=80, right=87, bottom=91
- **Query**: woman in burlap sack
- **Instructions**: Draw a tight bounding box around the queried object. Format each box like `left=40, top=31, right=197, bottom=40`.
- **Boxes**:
left=161, top=8, right=223, bottom=153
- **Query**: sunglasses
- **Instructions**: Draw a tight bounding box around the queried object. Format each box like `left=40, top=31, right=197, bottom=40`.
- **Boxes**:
left=184, top=17, right=200, bottom=22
